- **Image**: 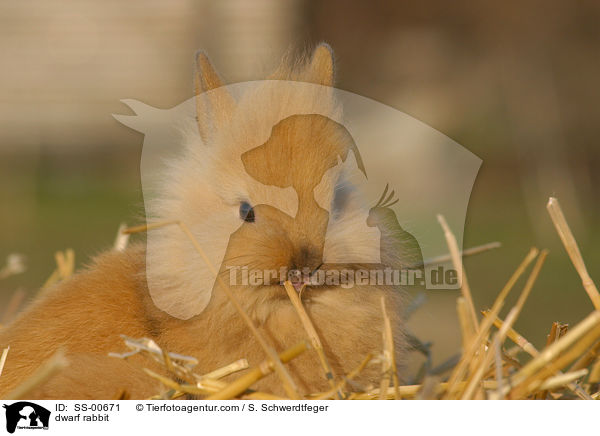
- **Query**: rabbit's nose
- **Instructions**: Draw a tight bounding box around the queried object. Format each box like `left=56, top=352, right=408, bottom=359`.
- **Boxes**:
left=290, top=245, right=323, bottom=272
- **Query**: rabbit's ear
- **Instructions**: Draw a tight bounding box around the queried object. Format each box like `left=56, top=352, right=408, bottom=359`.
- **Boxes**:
left=307, top=43, right=335, bottom=87
left=194, top=51, right=236, bottom=143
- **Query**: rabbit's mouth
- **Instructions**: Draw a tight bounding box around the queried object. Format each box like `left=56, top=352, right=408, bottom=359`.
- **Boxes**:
left=280, top=265, right=324, bottom=292
left=279, top=277, right=312, bottom=293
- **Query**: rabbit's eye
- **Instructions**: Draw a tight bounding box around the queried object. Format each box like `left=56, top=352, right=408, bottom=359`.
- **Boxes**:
left=239, top=201, right=255, bottom=223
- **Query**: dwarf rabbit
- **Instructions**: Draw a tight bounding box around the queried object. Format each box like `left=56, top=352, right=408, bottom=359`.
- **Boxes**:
left=0, top=44, right=407, bottom=399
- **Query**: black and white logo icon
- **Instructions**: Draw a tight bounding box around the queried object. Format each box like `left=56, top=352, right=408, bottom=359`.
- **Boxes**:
left=3, top=402, right=50, bottom=434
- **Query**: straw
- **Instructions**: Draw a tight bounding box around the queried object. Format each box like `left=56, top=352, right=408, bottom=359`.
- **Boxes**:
left=283, top=281, right=339, bottom=396
left=482, top=311, right=591, bottom=400
left=7, top=194, right=600, bottom=400
left=0, top=254, right=26, bottom=280
left=55, top=249, right=75, bottom=280
left=534, top=369, right=588, bottom=392
left=547, top=197, right=600, bottom=310
left=0, top=347, right=9, bottom=378
left=311, top=354, right=374, bottom=400
left=1, top=289, right=26, bottom=324
left=5, top=349, right=69, bottom=399
left=380, top=297, right=400, bottom=399
left=352, top=380, right=500, bottom=400
left=570, top=340, right=600, bottom=372
left=206, top=341, right=308, bottom=400
left=482, top=311, right=538, bottom=357
left=461, top=250, right=548, bottom=399
left=422, top=241, right=502, bottom=267
left=41, top=249, right=75, bottom=290
left=242, top=392, right=289, bottom=400
left=123, top=220, right=301, bottom=399
left=456, top=297, right=476, bottom=351
left=437, top=214, right=478, bottom=331
left=535, top=321, right=568, bottom=399
left=143, top=368, right=219, bottom=396
left=589, top=359, right=600, bottom=383
left=201, top=358, right=249, bottom=380
left=507, top=310, right=600, bottom=398
left=444, top=248, right=539, bottom=398
left=113, top=222, right=130, bottom=252
left=493, top=339, right=505, bottom=399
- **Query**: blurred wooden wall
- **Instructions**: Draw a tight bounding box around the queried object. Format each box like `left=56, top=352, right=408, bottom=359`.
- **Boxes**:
left=0, top=0, right=304, bottom=152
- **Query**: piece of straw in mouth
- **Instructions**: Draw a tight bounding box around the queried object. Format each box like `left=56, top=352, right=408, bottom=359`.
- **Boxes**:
left=283, top=281, right=340, bottom=397
left=178, top=220, right=302, bottom=398
left=123, top=219, right=301, bottom=399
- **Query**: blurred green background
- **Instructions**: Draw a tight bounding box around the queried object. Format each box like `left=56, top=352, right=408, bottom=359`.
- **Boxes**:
left=1, top=0, right=599, bottom=367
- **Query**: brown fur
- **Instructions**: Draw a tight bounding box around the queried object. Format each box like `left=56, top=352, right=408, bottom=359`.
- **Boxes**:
left=0, top=44, right=407, bottom=399
left=0, top=244, right=404, bottom=398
